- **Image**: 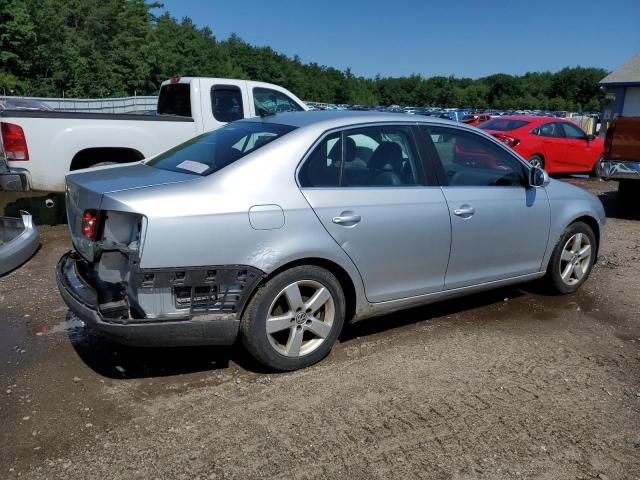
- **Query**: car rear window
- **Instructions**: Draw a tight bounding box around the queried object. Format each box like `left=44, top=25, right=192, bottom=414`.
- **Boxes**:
left=478, top=119, right=529, bottom=131
left=157, top=83, right=192, bottom=117
left=146, top=121, right=296, bottom=176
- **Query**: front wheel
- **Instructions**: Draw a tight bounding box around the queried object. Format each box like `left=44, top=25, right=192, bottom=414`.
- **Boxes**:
left=546, top=222, right=596, bottom=294
left=240, top=265, right=345, bottom=371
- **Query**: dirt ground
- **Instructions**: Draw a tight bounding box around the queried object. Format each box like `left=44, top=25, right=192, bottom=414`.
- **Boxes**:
left=0, top=178, right=639, bottom=480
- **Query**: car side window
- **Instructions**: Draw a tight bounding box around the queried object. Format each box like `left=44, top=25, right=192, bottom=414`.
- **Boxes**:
left=211, top=85, right=244, bottom=122
left=561, top=122, right=587, bottom=139
left=342, top=126, right=421, bottom=187
left=298, top=133, right=341, bottom=187
left=420, top=126, right=527, bottom=187
left=538, top=122, right=564, bottom=138
left=253, top=87, right=303, bottom=115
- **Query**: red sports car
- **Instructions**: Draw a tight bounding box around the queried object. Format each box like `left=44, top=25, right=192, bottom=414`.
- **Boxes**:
left=478, top=116, right=604, bottom=174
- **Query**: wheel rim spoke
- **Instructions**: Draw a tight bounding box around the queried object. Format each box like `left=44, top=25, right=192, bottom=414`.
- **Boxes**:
left=561, top=249, right=573, bottom=262
left=578, top=244, right=591, bottom=260
left=283, top=283, right=304, bottom=311
left=285, top=326, right=304, bottom=356
left=266, top=314, right=293, bottom=334
left=572, top=233, right=582, bottom=252
left=306, top=318, right=331, bottom=339
left=561, top=262, right=574, bottom=281
left=574, top=263, right=585, bottom=280
left=305, top=287, right=331, bottom=315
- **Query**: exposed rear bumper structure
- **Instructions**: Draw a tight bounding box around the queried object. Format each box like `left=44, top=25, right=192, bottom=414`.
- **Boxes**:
left=56, top=252, right=261, bottom=347
left=0, top=211, right=39, bottom=275
left=599, top=160, right=640, bottom=181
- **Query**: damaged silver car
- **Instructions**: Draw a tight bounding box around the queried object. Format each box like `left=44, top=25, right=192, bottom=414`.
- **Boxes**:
left=57, top=111, right=606, bottom=371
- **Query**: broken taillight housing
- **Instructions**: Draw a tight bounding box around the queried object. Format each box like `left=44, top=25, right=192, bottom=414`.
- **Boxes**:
left=82, top=210, right=99, bottom=240
left=1, top=122, right=29, bottom=160
left=493, top=134, right=520, bottom=148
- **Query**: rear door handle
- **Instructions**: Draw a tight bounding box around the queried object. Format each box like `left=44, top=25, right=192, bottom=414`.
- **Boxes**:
left=453, top=206, right=475, bottom=217
left=332, top=214, right=361, bottom=225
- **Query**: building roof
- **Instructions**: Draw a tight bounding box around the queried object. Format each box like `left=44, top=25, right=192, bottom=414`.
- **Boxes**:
left=600, top=55, right=640, bottom=85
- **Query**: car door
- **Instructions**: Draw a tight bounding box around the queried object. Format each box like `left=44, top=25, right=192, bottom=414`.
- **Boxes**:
left=417, top=125, right=551, bottom=290
left=536, top=121, right=568, bottom=170
left=298, top=124, right=451, bottom=303
left=560, top=122, right=595, bottom=171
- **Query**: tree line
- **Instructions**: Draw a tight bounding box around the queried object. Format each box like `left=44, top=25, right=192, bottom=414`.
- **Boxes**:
left=0, top=0, right=607, bottom=111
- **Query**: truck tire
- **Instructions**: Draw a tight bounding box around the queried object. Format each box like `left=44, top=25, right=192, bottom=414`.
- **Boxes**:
left=240, top=265, right=345, bottom=371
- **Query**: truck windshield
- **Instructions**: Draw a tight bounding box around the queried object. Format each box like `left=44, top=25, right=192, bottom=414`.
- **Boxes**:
left=157, top=84, right=192, bottom=117
left=146, top=121, right=297, bottom=176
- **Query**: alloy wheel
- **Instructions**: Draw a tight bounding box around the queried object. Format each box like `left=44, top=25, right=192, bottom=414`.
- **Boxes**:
left=559, top=233, right=592, bottom=286
left=265, top=280, right=335, bottom=357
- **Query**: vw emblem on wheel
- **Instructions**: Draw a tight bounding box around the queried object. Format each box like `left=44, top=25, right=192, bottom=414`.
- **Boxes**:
left=295, top=311, right=307, bottom=325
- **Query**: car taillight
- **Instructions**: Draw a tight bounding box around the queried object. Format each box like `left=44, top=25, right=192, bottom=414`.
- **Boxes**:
left=82, top=210, right=99, bottom=240
left=1, top=122, right=29, bottom=160
left=494, top=134, right=520, bottom=148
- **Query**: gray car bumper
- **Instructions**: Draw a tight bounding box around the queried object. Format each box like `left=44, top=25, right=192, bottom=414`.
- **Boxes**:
left=56, top=252, right=241, bottom=347
left=0, top=212, right=39, bottom=275
left=600, top=160, right=640, bottom=181
left=0, top=156, right=29, bottom=191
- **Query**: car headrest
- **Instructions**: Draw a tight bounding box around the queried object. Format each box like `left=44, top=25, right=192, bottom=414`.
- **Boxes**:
left=370, top=142, right=403, bottom=172
left=327, top=137, right=356, bottom=164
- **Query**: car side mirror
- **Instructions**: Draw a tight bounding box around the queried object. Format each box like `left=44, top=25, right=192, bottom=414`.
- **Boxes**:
left=587, top=134, right=597, bottom=141
left=529, top=166, right=550, bottom=188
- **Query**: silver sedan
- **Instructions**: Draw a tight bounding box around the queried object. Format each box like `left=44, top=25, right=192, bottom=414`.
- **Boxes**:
left=56, top=111, right=605, bottom=371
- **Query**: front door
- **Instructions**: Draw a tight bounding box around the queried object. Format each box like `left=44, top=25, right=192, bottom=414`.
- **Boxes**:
left=418, top=125, right=551, bottom=290
left=298, top=125, right=451, bottom=303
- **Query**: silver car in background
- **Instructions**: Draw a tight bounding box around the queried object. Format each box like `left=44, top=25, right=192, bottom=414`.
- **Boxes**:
left=56, top=111, right=605, bottom=371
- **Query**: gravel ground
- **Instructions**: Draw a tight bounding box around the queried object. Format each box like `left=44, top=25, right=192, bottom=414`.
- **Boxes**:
left=0, top=178, right=639, bottom=479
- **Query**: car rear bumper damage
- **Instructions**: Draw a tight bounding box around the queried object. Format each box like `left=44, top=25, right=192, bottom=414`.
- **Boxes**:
left=55, top=251, right=263, bottom=347
left=0, top=211, right=39, bottom=275
left=600, top=160, right=640, bottom=180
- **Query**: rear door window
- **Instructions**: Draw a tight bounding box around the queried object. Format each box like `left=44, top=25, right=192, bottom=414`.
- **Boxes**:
left=538, top=122, right=564, bottom=138
left=211, top=85, right=244, bottom=122
left=253, top=88, right=303, bottom=115
left=157, top=83, right=192, bottom=117
left=419, top=126, right=527, bottom=187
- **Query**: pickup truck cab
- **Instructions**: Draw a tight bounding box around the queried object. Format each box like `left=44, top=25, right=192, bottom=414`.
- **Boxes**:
left=0, top=77, right=307, bottom=192
left=599, top=117, right=640, bottom=199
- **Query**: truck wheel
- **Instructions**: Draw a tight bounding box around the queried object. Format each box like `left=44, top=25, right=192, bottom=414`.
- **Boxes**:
left=527, top=155, right=544, bottom=169
left=240, top=265, right=345, bottom=371
left=546, top=222, right=596, bottom=294
left=589, top=155, right=604, bottom=178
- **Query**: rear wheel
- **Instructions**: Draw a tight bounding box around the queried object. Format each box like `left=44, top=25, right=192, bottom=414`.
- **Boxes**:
left=240, top=265, right=345, bottom=371
left=546, top=222, right=596, bottom=294
left=527, top=155, right=545, bottom=169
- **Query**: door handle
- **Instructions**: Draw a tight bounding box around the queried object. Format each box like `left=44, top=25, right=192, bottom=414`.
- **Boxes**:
left=453, top=206, right=475, bottom=217
left=332, top=214, right=361, bottom=225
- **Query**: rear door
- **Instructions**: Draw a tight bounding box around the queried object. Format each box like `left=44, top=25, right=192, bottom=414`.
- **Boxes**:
left=536, top=121, right=567, bottom=170
left=299, top=124, right=451, bottom=303
left=418, top=125, right=550, bottom=289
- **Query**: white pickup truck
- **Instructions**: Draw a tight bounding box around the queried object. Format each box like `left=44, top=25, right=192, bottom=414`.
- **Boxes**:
left=0, top=77, right=307, bottom=192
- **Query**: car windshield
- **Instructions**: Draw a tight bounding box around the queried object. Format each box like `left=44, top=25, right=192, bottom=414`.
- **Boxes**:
left=478, top=119, right=529, bottom=131
left=146, top=121, right=297, bottom=176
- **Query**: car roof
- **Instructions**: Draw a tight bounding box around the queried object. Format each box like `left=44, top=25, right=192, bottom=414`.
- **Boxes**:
left=495, top=115, right=567, bottom=124
left=242, top=110, right=461, bottom=130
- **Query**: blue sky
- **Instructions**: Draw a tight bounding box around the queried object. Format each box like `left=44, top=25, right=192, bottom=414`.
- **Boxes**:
left=158, top=0, right=640, bottom=79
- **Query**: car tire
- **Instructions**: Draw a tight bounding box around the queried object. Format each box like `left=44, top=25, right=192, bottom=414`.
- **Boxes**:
left=240, top=265, right=345, bottom=371
left=527, top=155, right=545, bottom=170
left=589, top=155, right=604, bottom=178
left=546, top=222, right=596, bottom=294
